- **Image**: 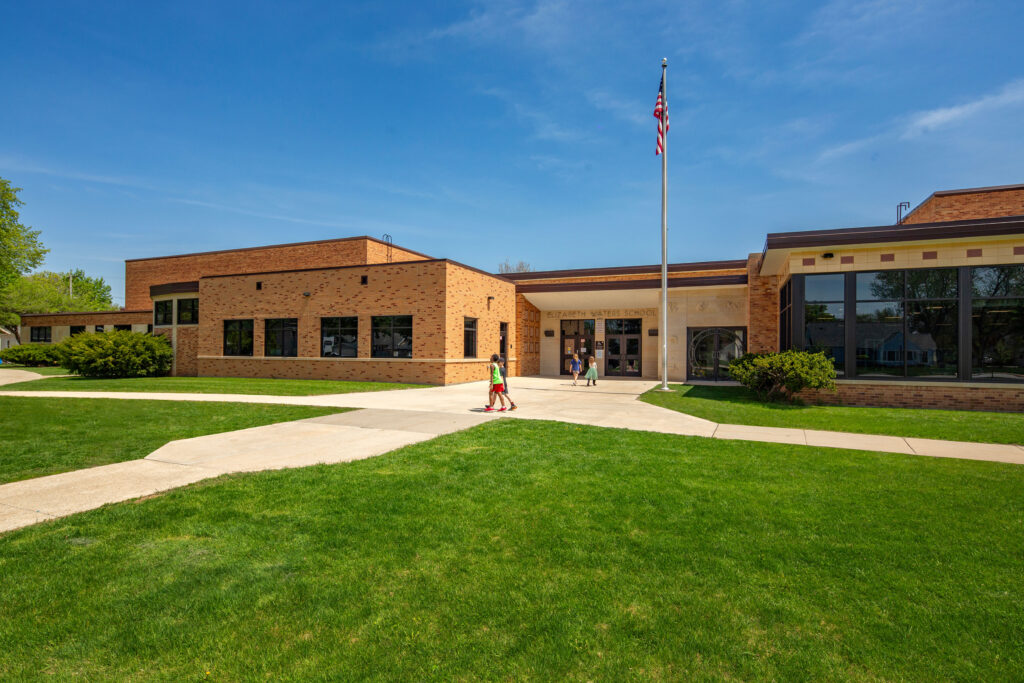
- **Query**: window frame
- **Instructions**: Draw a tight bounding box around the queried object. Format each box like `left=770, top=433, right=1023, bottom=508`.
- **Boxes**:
left=371, top=315, right=413, bottom=359
left=154, top=300, right=173, bottom=326
left=69, top=325, right=86, bottom=336
left=223, top=319, right=254, bottom=357
left=30, top=326, right=52, bottom=343
left=264, top=318, right=299, bottom=358
left=176, top=298, right=199, bottom=325
left=464, top=317, right=478, bottom=358
left=321, top=316, right=358, bottom=358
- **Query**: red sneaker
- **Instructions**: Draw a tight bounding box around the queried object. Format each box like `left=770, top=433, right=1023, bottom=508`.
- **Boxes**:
left=484, top=406, right=495, bottom=412
left=498, top=406, right=507, bottom=411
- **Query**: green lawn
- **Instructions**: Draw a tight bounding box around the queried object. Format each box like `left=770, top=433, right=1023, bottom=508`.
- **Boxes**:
left=2, top=420, right=1022, bottom=680
left=0, top=375, right=428, bottom=395
left=0, top=365, right=70, bottom=375
left=642, top=384, right=1024, bottom=444
left=0, top=397, right=348, bottom=484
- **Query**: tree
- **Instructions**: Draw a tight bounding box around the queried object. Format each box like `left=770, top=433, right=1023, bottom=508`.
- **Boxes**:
left=0, top=269, right=115, bottom=343
left=0, top=178, right=47, bottom=291
left=498, top=259, right=534, bottom=274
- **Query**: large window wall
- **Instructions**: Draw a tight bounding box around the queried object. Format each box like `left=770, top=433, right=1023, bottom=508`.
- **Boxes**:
left=786, top=264, right=1023, bottom=382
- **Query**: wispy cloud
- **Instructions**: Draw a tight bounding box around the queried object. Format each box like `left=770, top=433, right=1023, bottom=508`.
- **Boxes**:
left=0, top=157, right=159, bottom=191
left=585, top=90, right=648, bottom=127
left=170, top=198, right=440, bottom=237
left=480, top=87, right=582, bottom=142
left=901, top=78, right=1024, bottom=138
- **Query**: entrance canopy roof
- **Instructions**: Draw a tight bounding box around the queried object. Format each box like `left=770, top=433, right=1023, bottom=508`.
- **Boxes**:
left=522, top=282, right=746, bottom=311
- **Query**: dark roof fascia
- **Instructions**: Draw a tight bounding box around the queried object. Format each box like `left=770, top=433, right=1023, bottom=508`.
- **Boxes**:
left=125, top=235, right=434, bottom=263
left=150, top=281, right=200, bottom=296
left=19, top=309, right=150, bottom=319
left=499, top=259, right=748, bottom=281
left=201, top=258, right=515, bottom=284
left=516, top=274, right=748, bottom=293
left=763, top=215, right=1024, bottom=252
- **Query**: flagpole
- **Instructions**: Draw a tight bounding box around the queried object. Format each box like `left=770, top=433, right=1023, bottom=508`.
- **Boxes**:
left=659, top=57, right=670, bottom=391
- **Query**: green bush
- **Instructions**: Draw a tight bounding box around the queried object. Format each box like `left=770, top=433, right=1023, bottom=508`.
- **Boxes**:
left=0, top=343, right=63, bottom=367
left=728, top=350, right=837, bottom=402
left=57, top=331, right=172, bottom=378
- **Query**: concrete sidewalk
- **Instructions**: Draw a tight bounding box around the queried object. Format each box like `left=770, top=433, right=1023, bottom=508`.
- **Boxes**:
left=2, top=376, right=1022, bottom=534
left=0, top=409, right=491, bottom=533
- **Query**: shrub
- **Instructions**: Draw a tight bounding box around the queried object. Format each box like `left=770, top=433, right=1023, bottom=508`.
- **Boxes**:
left=58, top=330, right=173, bottom=378
left=728, top=350, right=837, bottom=402
left=0, top=343, right=63, bottom=367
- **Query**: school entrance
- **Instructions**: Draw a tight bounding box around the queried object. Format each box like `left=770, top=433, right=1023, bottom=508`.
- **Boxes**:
left=687, top=327, right=746, bottom=381
left=560, top=319, right=595, bottom=375
left=603, top=318, right=643, bottom=376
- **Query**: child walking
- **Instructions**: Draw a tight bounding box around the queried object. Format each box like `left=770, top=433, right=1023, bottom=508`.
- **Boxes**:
left=500, top=356, right=517, bottom=410
left=584, top=355, right=599, bottom=386
left=485, top=354, right=508, bottom=412
left=569, top=353, right=582, bottom=385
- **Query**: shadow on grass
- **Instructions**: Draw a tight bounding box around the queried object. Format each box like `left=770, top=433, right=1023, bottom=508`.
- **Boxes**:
left=674, top=384, right=812, bottom=411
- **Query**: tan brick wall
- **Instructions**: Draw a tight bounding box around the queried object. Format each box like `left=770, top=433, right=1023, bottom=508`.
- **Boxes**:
left=515, top=295, right=541, bottom=376
left=194, top=259, right=514, bottom=384
left=800, top=382, right=1024, bottom=413
left=124, top=237, right=431, bottom=310
left=443, top=262, right=516, bottom=362
left=903, top=188, right=1024, bottom=224
left=197, top=357, right=448, bottom=384
left=746, top=254, right=778, bottom=353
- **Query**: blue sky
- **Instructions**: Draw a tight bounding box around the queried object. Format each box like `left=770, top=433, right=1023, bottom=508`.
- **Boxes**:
left=2, top=1, right=1023, bottom=306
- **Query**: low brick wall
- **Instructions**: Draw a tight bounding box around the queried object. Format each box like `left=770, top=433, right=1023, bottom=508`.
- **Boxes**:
left=799, top=381, right=1024, bottom=413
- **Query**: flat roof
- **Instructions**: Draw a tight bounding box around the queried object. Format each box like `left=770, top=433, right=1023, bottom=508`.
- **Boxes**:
left=201, top=257, right=515, bottom=284
left=125, top=235, right=434, bottom=263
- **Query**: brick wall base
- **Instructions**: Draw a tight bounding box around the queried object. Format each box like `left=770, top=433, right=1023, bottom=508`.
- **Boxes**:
left=799, top=381, right=1024, bottom=413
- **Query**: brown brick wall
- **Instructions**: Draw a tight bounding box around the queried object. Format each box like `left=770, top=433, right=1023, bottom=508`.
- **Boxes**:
left=903, top=187, right=1024, bottom=224
left=746, top=254, right=779, bottom=353
left=174, top=326, right=199, bottom=377
left=800, top=382, right=1024, bottom=414
left=124, top=237, right=431, bottom=310
left=515, top=295, right=541, bottom=376
left=20, top=310, right=151, bottom=327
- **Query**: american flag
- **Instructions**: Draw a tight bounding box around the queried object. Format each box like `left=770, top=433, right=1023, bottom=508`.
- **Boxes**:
left=653, top=74, right=668, bottom=155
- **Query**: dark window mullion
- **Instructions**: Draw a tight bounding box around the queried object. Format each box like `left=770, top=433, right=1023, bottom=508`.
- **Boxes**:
left=844, top=272, right=856, bottom=377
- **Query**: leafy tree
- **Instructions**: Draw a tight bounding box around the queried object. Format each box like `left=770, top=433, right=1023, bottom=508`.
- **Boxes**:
left=0, top=178, right=47, bottom=291
left=498, top=259, right=534, bottom=274
left=0, top=269, right=115, bottom=342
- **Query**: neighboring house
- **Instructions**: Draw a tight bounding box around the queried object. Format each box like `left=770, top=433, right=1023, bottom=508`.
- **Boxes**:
left=0, top=326, right=18, bottom=351
left=19, top=182, right=1024, bottom=411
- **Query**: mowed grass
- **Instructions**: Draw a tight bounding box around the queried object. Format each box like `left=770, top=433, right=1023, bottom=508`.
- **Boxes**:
left=0, top=365, right=70, bottom=375
left=642, top=384, right=1024, bottom=444
left=0, top=397, right=348, bottom=483
left=1, top=375, right=428, bottom=395
left=2, top=420, right=1022, bottom=680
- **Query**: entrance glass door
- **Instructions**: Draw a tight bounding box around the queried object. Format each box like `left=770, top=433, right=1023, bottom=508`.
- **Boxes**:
left=604, top=318, right=642, bottom=376
left=560, top=319, right=595, bottom=375
left=687, top=327, right=746, bottom=380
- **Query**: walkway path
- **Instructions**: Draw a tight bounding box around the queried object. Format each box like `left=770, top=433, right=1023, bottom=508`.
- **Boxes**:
left=2, top=376, right=1022, bottom=533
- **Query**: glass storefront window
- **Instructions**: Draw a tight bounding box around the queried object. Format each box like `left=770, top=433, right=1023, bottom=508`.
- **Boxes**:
left=972, top=265, right=1024, bottom=297
left=906, top=301, right=958, bottom=378
left=971, top=298, right=1024, bottom=380
left=907, top=269, right=957, bottom=299
left=805, top=273, right=844, bottom=301
left=855, top=301, right=904, bottom=376
left=856, top=271, right=904, bottom=300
